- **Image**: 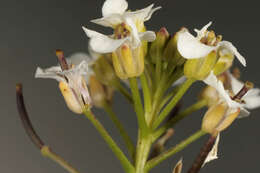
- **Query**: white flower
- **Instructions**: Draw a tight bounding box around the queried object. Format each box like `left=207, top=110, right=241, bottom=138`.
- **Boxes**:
left=177, top=22, right=246, bottom=67
left=227, top=71, right=260, bottom=110
left=203, top=71, right=249, bottom=116
left=35, top=52, right=93, bottom=113
left=82, top=0, right=160, bottom=53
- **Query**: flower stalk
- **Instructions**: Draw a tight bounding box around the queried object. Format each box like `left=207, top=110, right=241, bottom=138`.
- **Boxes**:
left=103, top=102, right=136, bottom=160
left=153, top=78, right=196, bottom=129
left=83, top=108, right=135, bottom=173
left=145, top=130, right=207, bottom=172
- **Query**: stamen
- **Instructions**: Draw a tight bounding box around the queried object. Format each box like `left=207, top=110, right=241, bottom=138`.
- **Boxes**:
left=232, top=81, right=254, bottom=100
left=56, top=49, right=69, bottom=71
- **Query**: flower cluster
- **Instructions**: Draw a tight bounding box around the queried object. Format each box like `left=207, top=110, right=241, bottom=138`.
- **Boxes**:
left=16, top=0, right=260, bottom=173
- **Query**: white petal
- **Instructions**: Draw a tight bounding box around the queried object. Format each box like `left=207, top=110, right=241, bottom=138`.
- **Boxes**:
left=194, top=21, right=212, bottom=40
left=125, top=17, right=141, bottom=48
left=218, top=41, right=246, bottom=67
left=91, top=14, right=123, bottom=28
left=88, top=44, right=101, bottom=61
left=203, top=134, right=219, bottom=167
left=227, top=72, right=260, bottom=110
left=243, top=95, right=260, bottom=109
left=61, top=60, right=88, bottom=76
left=102, top=0, right=128, bottom=17
left=124, top=4, right=161, bottom=22
left=82, top=27, right=127, bottom=53
left=203, top=71, right=241, bottom=108
left=139, top=31, right=156, bottom=42
left=177, top=29, right=216, bottom=59
left=172, top=158, right=183, bottom=173
left=227, top=71, right=244, bottom=94
left=67, top=52, right=93, bottom=66
left=35, top=66, right=64, bottom=82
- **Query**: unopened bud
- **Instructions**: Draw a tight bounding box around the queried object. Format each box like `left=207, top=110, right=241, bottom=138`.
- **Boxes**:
left=92, top=56, right=119, bottom=86
left=89, top=76, right=107, bottom=108
left=201, top=102, right=240, bottom=135
left=112, top=44, right=144, bottom=79
left=200, top=86, right=219, bottom=107
left=150, top=27, right=170, bottom=63
left=184, top=51, right=217, bottom=80
left=213, top=50, right=234, bottom=75
left=163, top=30, right=186, bottom=66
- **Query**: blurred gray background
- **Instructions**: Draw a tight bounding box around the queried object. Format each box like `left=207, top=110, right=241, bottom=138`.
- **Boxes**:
left=1, top=0, right=260, bottom=172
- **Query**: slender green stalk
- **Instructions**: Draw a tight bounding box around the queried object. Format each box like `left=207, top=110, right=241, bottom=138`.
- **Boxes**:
left=104, top=103, right=136, bottom=161
left=129, top=77, right=148, bottom=135
left=145, top=130, right=207, bottom=171
left=41, top=146, right=80, bottom=173
left=155, top=56, right=162, bottom=87
left=115, top=81, right=133, bottom=104
left=140, top=73, right=152, bottom=117
left=153, top=78, right=195, bottom=129
left=153, top=99, right=207, bottom=141
left=83, top=109, right=134, bottom=173
left=159, top=86, right=180, bottom=110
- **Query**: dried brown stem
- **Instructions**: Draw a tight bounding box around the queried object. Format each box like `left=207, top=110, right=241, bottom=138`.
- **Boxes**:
left=186, top=135, right=216, bottom=173
left=16, top=83, right=45, bottom=150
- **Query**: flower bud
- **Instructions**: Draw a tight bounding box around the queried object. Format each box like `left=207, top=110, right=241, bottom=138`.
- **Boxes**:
left=112, top=44, right=144, bottom=79
left=201, top=102, right=240, bottom=135
left=92, top=55, right=119, bottom=86
left=89, top=75, right=107, bottom=108
left=213, top=50, right=234, bottom=75
left=150, top=27, right=170, bottom=63
left=184, top=51, right=217, bottom=80
left=163, top=30, right=186, bottom=67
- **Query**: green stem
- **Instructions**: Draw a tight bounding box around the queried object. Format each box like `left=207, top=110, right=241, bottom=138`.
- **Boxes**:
left=104, top=103, right=136, bottom=161
left=140, top=73, right=152, bottom=118
left=153, top=99, right=207, bottom=141
left=145, top=130, right=206, bottom=172
left=135, top=136, right=152, bottom=173
left=155, top=56, right=162, bottom=87
left=153, top=78, right=195, bottom=129
left=41, top=146, right=80, bottom=173
left=115, top=81, right=133, bottom=104
left=129, top=77, right=148, bottom=135
left=83, top=109, right=134, bottom=173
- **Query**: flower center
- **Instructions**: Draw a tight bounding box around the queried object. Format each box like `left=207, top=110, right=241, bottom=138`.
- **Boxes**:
left=114, top=23, right=131, bottom=39
left=200, top=30, right=222, bottom=46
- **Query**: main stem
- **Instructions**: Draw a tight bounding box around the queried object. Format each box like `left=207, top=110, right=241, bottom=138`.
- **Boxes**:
left=135, top=135, right=152, bottom=173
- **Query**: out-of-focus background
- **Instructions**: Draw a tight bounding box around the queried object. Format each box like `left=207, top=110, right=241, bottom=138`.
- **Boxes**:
left=1, top=0, right=259, bottom=172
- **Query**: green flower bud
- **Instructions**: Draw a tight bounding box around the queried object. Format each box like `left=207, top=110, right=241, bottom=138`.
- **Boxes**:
left=163, top=30, right=186, bottom=67
left=150, top=27, right=170, bottom=63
